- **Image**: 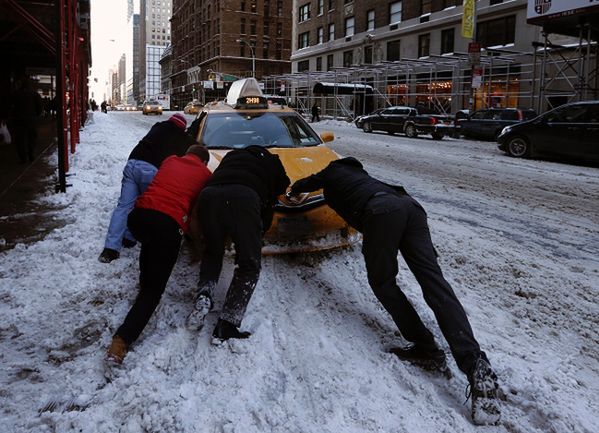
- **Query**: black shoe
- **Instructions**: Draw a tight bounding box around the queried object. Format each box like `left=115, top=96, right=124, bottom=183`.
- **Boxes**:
left=390, top=344, right=451, bottom=377
left=211, top=319, right=251, bottom=344
left=122, top=238, right=137, bottom=248
left=468, top=357, right=501, bottom=425
left=98, top=248, right=119, bottom=263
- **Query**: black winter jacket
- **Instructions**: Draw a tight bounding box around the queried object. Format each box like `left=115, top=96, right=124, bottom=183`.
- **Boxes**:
left=291, top=157, right=407, bottom=232
left=207, top=146, right=290, bottom=230
left=128, top=121, right=196, bottom=168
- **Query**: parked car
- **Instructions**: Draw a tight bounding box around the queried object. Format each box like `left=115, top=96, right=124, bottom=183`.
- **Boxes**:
left=188, top=78, right=358, bottom=254
left=358, top=106, right=453, bottom=140
left=458, top=108, right=537, bottom=140
left=497, top=100, right=599, bottom=163
left=142, top=100, right=162, bottom=115
left=184, top=100, right=203, bottom=115
left=354, top=108, right=384, bottom=128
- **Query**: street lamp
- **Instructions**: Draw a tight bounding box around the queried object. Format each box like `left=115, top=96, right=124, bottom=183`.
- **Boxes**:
left=236, top=38, right=255, bottom=78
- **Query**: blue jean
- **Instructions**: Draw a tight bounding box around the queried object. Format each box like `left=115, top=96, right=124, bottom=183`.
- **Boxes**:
left=103, top=159, right=157, bottom=251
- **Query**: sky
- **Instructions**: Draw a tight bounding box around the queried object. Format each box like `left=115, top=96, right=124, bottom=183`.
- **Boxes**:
left=89, top=0, right=139, bottom=101
left=0, top=111, right=597, bottom=432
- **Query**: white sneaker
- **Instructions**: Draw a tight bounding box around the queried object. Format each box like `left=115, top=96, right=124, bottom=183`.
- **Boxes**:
left=186, top=294, right=212, bottom=331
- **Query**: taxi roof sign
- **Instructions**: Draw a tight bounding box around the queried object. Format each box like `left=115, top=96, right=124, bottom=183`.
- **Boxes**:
left=226, top=78, right=264, bottom=106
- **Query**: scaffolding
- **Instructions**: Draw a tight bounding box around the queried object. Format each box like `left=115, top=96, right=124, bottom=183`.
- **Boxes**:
left=264, top=42, right=597, bottom=120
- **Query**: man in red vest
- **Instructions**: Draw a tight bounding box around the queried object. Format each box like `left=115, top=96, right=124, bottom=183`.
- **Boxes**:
left=106, top=145, right=212, bottom=365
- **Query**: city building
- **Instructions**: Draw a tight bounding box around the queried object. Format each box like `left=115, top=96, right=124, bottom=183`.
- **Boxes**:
left=140, top=0, right=172, bottom=101
left=131, top=13, right=141, bottom=105
left=168, top=0, right=293, bottom=109
left=288, top=0, right=597, bottom=116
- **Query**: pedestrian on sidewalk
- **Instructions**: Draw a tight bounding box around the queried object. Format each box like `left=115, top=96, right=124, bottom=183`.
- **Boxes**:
left=186, top=145, right=290, bottom=342
left=10, top=78, right=43, bottom=163
left=106, top=145, right=212, bottom=365
left=311, top=102, right=320, bottom=122
left=288, top=157, right=501, bottom=426
left=99, top=113, right=196, bottom=263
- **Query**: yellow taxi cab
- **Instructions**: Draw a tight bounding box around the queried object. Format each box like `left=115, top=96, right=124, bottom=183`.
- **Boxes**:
left=184, top=99, right=203, bottom=115
left=189, top=78, right=358, bottom=254
left=142, top=99, right=163, bottom=115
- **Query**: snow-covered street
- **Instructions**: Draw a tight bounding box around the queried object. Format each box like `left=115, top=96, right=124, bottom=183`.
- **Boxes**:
left=1, top=111, right=598, bottom=433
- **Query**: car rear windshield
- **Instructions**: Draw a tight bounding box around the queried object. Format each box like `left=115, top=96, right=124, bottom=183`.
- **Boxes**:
left=201, top=112, right=321, bottom=149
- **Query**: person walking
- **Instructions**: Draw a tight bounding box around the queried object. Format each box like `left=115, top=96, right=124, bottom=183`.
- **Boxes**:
left=100, top=101, right=107, bottom=113
left=10, top=78, right=43, bottom=163
left=311, top=102, right=320, bottom=122
left=106, top=145, right=212, bottom=365
left=288, top=157, right=501, bottom=426
left=186, top=145, right=290, bottom=342
left=99, top=113, right=196, bottom=263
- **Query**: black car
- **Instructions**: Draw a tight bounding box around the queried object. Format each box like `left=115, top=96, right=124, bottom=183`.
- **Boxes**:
left=458, top=108, right=537, bottom=140
left=497, top=101, right=599, bottom=163
left=357, top=106, right=452, bottom=140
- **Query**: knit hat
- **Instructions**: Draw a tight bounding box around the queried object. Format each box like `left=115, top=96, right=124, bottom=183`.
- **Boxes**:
left=169, top=113, right=187, bottom=130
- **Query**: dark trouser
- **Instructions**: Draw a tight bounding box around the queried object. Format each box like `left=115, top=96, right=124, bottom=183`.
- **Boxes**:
left=12, top=119, right=37, bottom=163
left=198, top=184, right=263, bottom=327
left=115, top=208, right=182, bottom=345
left=361, top=193, right=484, bottom=376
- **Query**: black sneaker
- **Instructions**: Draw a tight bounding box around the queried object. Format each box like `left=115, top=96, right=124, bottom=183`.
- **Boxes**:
left=390, top=344, right=452, bottom=378
left=122, top=238, right=137, bottom=248
left=468, top=357, right=501, bottom=425
left=98, top=248, right=119, bottom=263
left=211, top=319, right=251, bottom=345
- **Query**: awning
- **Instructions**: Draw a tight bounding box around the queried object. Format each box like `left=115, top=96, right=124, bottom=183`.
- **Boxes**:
left=313, top=82, right=374, bottom=95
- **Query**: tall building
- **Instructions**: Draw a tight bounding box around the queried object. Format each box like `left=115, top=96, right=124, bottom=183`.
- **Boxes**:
left=169, top=0, right=293, bottom=109
left=140, top=0, right=172, bottom=101
left=290, top=0, right=550, bottom=113
left=131, top=14, right=141, bottom=104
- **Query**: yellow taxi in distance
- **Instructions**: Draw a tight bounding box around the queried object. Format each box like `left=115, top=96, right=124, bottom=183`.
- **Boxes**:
left=189, top=78, right=358, bottom=254
left=184, top=99, right=203, bottom=115
left=142, top=100, right=162, bottom=115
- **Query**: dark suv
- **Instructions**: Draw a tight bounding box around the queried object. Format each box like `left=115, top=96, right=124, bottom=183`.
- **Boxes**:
left=497, top=100, right=599, bottom=163
left=458, top=108, right=537, bottom=140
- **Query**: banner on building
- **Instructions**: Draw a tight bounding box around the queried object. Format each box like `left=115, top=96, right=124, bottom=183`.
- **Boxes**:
left=462, top=0, right=475, bottom=39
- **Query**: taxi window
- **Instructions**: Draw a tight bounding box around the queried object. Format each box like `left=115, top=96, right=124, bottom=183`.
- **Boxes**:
left=201, top=112, right=321, bottom=149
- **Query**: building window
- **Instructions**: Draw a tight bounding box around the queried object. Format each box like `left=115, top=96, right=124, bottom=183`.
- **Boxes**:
left=327, top=54, right=333, bottom=71
left=277, top=0, right=283, bottom=16
left=490, top=0, right=503, bottom=5
left=418, top=33, right=430, bottom=57
left=328, top=23, right=335, bottom=41
left=390, top=1, right=402, bottom=25
left=240, top=18, right=246, bottom=34
left=298, top=31, right=310, bottom=49
left=343, top=50, right=353, bottom=67
left=477, top=15, right=516, bottom=47
left=277, top=22, right=282, bottom=37
left=442, top=0, right=457, bottom=7
left=250, top=20, right=256, bottom=35
left=420, top=0, right=431, bottom=15
left=240, top=1, right=245, bottom=11
left=364, top=46, right=373, bottom=64
left=316, top=56, right=322, bottom=71
left=328, top=0, right=334, bottom=11
left=441, top=28, right=454, bottom=54
left=299, top=3, right=311, bottom=22
left=387, top=39, right=400, bottom=61
left=317, top=0, right=324, bottom=15
left=367, top=10, right=375, bottom=31
left=276, top=42, right=282, bottom=59
left=298, top=60, right=309, bottom=72
left=344, top=17, right=354, bottom=37
left=317, top=27, right=324, bottom=44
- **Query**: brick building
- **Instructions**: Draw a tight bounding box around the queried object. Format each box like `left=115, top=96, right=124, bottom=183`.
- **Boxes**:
left=169, top=0, right=293, bottom=108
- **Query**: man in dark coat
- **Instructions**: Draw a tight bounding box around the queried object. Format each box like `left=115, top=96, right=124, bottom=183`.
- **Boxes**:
left=186, top=145, right=290, bottom=342
left=288, top=157, right=501, bottom=426
left=311, top=102, right=320, bottom=122
left=99, top=113, right=196, bottom=263
left=11, top=79, right=43, bottom=163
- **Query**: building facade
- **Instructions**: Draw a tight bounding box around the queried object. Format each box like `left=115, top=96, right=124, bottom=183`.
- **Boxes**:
left=140, top=0, right=172, bottom=101
left=290, top=0, right=550, bottom=113
left=168, top=0, right=293, bottom=109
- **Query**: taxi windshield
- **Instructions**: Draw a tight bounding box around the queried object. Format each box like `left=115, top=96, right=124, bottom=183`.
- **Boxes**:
left=201, top=112, right=321, bottom=149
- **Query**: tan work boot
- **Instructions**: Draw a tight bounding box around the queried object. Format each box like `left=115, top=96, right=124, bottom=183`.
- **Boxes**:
left=106, top=335, right=129, bottom=365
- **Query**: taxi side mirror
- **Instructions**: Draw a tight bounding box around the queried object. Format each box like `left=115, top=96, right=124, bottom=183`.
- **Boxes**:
left=320, top=131, right=334, bottom=143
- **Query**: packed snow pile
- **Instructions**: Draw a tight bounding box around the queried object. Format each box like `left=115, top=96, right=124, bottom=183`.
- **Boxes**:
left=0, top=112, right=597, bottom=433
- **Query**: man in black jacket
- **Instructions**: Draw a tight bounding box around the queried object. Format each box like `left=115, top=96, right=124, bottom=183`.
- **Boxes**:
left=288, top=157, right=501, bottom=425
left=99, top=113, right=196, bottom=263
left=187, top=145, right=290, bottom=342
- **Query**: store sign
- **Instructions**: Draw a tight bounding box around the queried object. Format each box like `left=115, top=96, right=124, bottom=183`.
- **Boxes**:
left=472, top=67, right=483, bottom=89
left=527, top=0, right=599, bottom=22
left=462, top=0, right=475, bottom=39
left=203, top=80, right=213, bottom=90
